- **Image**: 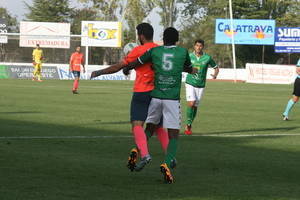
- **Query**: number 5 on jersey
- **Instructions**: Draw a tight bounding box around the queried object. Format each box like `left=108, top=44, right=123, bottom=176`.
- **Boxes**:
left=162, top=53, right=174, bottom=71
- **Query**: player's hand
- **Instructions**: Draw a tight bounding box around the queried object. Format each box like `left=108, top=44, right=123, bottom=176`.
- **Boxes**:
left=90, top=70, right=102, bottom=79
left=122, top=67, right=131, bottom=76
left=211, top=74, right=217, bottom=79
left=32, top=61, right=36, bottom=65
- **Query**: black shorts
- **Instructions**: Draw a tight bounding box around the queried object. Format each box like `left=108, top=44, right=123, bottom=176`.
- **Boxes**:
left=293, top=77, right=300, bottom=97
left=72, top=71, right=80, bottom=78
left=130, top=91, right=152, bottom=121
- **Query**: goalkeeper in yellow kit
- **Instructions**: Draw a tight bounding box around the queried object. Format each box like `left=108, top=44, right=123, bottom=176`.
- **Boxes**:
left=32, top=44, right=44, bottom=82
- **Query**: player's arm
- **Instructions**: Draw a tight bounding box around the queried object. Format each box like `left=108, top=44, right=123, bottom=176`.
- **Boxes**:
left=183, top=50, right=197, bottom=74
left=122, top=49, right=153, bottom=75
left=81, top=55, right=85, bottom=73
left=209, top=58, right=219, bottom=79
left=69, top=54, right=73, bottom=71
left=211, top=67, right=219, bottom=79
left=40, top=50, right=44, bottom=61
left=32, top=50, right=35, bottom=63
left=90, top=61, right=128, bottom=79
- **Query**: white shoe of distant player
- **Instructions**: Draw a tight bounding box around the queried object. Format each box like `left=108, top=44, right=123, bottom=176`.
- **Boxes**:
left=134, top=154, right=151, bottom=172
left=283, top=115, right=289, bottom=121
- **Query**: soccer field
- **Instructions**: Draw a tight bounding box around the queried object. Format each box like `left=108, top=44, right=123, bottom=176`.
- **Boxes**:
left=1, top=79, right=300, bottom=200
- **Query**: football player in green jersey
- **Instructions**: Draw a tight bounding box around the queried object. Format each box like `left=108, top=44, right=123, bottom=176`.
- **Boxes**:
left=283, top=58, right=300, bottom=120
left=123, top=27, right=197, bottom=183
left=184, top=39, right=219, bottom=135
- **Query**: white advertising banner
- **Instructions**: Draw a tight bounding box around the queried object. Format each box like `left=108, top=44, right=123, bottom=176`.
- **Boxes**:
left=81, top=21, right=122, bottom=47
left=246, top=63, right=296, bottom=84
left=19, top=21, right=70, bottom=48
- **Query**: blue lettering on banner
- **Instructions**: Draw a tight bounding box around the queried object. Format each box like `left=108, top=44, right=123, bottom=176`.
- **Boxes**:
left=215, top=19, right=276, bottom=45
left=58, top=68, right=73, bottom=79
left=275, top=27, right=300, bottom=53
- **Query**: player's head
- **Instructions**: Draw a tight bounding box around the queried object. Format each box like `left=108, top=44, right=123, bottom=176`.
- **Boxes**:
left=36, top=44, right=40, bottom=49
left=136, top=23, right=154, bottom=45
left=75, top=46, right=81, bottom=52
left=163, top=27, right=179, bottom=46
left=194, top=39, right=205, bottom=53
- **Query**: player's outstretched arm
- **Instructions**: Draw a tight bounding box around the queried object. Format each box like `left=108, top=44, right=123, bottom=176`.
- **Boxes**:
left=90, top=62, right=127, bottom=79
left=122, top=60, right=142, bottom=75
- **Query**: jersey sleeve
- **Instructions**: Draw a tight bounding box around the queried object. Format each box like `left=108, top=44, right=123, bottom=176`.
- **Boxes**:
left=183, top=49, right=193, bottom=72
left=209, top=57, right=218, bottom=68
left=138, top=49, right=152, bottom=64
left=123, top=46, right=140, bottom=65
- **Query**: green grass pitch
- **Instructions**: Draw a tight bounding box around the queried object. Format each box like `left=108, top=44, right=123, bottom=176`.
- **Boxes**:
left=1, top=79, right=300, bottom=200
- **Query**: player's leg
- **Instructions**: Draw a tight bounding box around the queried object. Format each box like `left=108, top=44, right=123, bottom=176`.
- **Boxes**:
left=32, top=64, right=38, bottom=81
left=128, top=92, right=153, bottom=171
left=185, top=84, right=197, bottom=135
left=186, top=87, right=205, bottom=134
left=145, top=123, right=169, bottom=153
left=134, top=98, right=162, bottom=171
left=36, top=64, right=42, bottom=81
left=72, top=71, right=80, bottom=94
left=160, top=99, right=181, bottom=183
left=283, top=78, right=300, bottom=120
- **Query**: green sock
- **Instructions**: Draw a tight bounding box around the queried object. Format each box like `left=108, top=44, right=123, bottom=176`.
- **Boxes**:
left=144, top=129, right=152, bottom=140
left=186, top=106, right=194, bottom=125
left=164, top=138, right=177, bottom=168
left=192, top=107, right=198, bottom=122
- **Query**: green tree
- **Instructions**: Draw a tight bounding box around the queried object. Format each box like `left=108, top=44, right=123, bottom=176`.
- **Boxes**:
left=123, top=0, right=154, bottom=43
left=0, top=7, right=18, bottom=32
left=25, top=0, right=71, bottom=22
left=70, top=8, right=98, bottom=34
left=0, top=8, right=19, bottom=61
left=153, top=0, right=178, bottom=28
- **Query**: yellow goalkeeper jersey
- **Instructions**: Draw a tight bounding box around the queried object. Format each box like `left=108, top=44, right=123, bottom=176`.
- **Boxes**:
left=32, top=49, right=43, bottom=63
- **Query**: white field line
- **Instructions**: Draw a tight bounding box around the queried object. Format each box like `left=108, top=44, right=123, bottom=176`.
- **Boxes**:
left=1, top=133, right=300, bottom=140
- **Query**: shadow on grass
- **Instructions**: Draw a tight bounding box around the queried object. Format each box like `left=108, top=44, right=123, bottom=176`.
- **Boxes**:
left=94, top=120, right=130, bottom=125
left=0, top=118, right=300, bottom=200
left=204, top=126, right=300, bottom=135
left=0, top=111, right=43, bottom=115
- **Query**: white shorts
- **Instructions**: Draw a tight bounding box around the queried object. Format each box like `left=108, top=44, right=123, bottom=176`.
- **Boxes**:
left=185, top=84, right=205, bottom=107
left=146, top=98, right=181, bottom=129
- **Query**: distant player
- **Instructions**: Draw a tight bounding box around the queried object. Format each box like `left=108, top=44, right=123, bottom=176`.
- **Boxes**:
left=122, top=27, right=197, bottom=183
left=184, top=39, right=219, bottom=135
left=32, top=44, right=44, bottom=82
left=282, top=58, right=300, bottom=120
left=90, top=23, right=169, bottom=172
left=69, top=46, right=85, bottom=94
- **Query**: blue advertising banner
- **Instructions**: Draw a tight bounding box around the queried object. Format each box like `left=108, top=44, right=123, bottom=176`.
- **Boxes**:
left=275, top=27, right=300, bottom=53
left=215, top=19, right=275, bottom=45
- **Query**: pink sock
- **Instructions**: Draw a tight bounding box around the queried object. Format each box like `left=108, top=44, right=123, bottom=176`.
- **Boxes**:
left=72, top=80, right=76, bottom=91
left=73, top=80, right=79, bottom=91
left=75, top=79, right=79, bottom=89
left=156, top=127, right=169, bottom=153
left=133, top=126, right=149, bottom=158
